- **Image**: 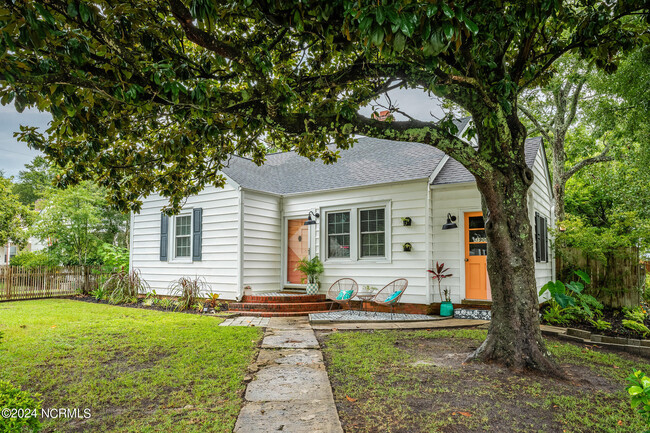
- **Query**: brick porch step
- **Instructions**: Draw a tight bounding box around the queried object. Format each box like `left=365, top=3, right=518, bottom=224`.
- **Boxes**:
left=241, top=293, right=327, bottom=304
left=229, top=301, right=336, bottom=313
left=235, top=310, right=342, bottom=317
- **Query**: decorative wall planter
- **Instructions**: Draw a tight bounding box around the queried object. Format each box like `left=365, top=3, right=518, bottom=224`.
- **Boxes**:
left=306, top=283, right=319, bottom=295
left=439, top=301, right=454, bottom=317
left=401, top=217, right=412, bottom=226
left=402, top=243, right=412, bottom=252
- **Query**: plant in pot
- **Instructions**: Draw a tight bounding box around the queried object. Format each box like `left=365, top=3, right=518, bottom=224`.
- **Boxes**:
left=427, top=262, right=453, bottom=317
left=296, top=256, right=324, bottom=295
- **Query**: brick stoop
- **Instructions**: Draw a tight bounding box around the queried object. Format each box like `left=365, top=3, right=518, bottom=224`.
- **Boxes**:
left=229, top=292, right=340, bottom=316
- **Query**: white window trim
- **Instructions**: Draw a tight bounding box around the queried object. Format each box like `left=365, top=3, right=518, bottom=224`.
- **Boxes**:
left=171, top=211, right=193, bottom=263
left=324, top=209, right=353, bottom=261
left=358, top=206, right=387, bottom=260
left=321, top=201, right=391, bottom=264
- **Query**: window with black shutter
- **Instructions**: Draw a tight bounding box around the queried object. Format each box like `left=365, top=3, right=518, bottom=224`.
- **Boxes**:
left=535, top=212, right=548, bottom=263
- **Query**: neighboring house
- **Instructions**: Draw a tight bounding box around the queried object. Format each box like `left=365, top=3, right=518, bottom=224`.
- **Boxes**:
left=0, top=238, right=45, bottom=265
left=130, top=118, right=555, bottom=307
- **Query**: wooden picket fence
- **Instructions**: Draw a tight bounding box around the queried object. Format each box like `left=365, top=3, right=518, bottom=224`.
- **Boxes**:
left=0, top=266, right=116, bottom=302
left=556, top=246, right=645, bottom=308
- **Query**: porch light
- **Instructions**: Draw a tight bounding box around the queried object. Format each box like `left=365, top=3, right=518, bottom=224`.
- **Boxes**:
left=442, top=213, right=458, bottom=230
left=304, top=211, right=320, bottom=226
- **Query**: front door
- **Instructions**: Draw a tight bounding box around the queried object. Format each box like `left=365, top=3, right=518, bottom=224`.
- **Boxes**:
left=464, top=212, right=491, bottom=300
left=287, top=219, right=309, bottom=284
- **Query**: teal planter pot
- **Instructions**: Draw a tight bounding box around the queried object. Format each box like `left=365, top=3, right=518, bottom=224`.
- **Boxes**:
left=440, top=301, right=454, bottom=317
left=306, top=283, right=319, bottom=295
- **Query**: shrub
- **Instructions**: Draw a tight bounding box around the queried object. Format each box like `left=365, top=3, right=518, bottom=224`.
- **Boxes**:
left=539, top=270, right=603, bottom=323
left=588, top=318, right=612, bottom=331
left=625, top=307, right=648, bottom=323
left=623, top=320, right=650, bottom=337
left=90, top=286, right=107, bottom=301
left=97, top=243, right=129, bottom=271
left=9, top=250, right=56, bottom=269
left=169, top=276, right=208, bottom=311
left=103, top=269, right=149, bottom=304
left=626, top=370, right=650, bottom=433
left=158, top=298, right=177, bottom=310
left=206, top=293, right=220, bottom=309
left=0, top=381, right=42, bottom=433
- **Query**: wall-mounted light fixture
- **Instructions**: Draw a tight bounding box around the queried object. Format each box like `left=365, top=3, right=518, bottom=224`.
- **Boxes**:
left=442, top=213, right=458, bottom=230
left=304, top=211, right=320, bottom=226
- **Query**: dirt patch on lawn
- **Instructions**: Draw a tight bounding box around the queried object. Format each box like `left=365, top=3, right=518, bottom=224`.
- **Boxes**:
left=318, top=330, right=645, bottom=433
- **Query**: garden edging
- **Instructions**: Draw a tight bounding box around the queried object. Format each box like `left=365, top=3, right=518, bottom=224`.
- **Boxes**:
left=541, top=325, right=650, bottom=358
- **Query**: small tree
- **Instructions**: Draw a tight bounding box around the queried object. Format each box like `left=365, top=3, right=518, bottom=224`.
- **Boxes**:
left=31, top=182, right=104, bottom=268
left=0, top=177, right=34, bottom=250
left=428, top=262, right=452, bottom=303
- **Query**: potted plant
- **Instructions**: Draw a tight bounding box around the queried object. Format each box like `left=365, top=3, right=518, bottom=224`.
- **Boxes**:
left=403, top=242, right=412, bottom=252
left=296, top=256, right=324, bottom=295
left=401, top=217, right=412, bottom=226
left=427, top=262, right=453, bottom=316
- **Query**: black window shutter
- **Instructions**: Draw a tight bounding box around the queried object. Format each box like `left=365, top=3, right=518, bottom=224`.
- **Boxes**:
left=192, top=208, right=203, bottom=261
left=542, top=218, right=548, bottom=262
left=534, top=213, right=541, bottom=263
left=160, top=213, right=168, bottom=261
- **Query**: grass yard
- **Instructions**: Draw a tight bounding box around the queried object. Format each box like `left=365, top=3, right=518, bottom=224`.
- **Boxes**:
left=0, top=299, right=262, bottom=432
left=319, top=328, right=650, bottom=433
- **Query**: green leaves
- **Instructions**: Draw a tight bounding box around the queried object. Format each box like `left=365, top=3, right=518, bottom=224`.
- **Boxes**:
left=393, top=31, right=406, bottom=53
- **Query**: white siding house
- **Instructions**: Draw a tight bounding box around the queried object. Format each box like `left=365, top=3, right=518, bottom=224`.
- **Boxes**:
left=130, top=118, right=555, bottom=306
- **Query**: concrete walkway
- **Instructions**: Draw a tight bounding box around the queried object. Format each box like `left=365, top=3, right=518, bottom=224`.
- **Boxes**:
left=311, top=318, right=489, bottom=331
left=234, top=317, right=343, bottom=433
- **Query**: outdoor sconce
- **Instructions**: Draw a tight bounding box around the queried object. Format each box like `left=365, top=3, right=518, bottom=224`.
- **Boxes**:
left=304, top=211, right=320, bottom=226
left=442, top=213, right=458, bottom=230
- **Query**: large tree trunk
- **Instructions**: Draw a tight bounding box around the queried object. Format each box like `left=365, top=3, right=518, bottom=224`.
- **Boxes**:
left=465, top=118, right=562, bottom=375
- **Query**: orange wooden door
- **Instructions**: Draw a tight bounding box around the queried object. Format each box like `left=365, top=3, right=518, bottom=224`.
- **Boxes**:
left=464, top=212, right=491, bottom=300
left=287, top=219, right=309, bottom=284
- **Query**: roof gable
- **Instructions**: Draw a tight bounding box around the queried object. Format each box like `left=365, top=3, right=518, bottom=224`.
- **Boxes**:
left=431, top=137, right=543, bottom=185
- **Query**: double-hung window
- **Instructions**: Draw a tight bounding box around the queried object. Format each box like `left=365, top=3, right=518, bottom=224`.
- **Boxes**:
left=327, top=212, right=350, bottom=258
left=174, top=214, right=192, bottom=259
left=160, top=208, right=202, bottom=262
left=360, top=208, right=385, bottom=258
left=325, top=204, right=389, bottom=261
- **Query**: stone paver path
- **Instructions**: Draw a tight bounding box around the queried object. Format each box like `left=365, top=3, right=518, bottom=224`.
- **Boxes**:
left=235, top=317, right=343, bottom=433
left=219, top=316, right=270, bottom=327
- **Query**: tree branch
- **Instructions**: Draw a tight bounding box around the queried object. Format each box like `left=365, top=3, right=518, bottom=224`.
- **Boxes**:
left=518, top=104, right=551, bottom=142
left=564, top=143, right=614, bottom=180
left=563, top=77, right=587, bottom=132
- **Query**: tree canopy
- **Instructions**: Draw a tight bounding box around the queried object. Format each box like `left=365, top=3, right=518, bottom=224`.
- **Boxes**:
left=30, top=181, right=128, bottom=265
left=0, top=176, right=34, bottom=247
left=2, top=0, right=648, bottom=372
left=1, top=1, right=647, bottom=211
left=11, top=155, right=55, bottom=207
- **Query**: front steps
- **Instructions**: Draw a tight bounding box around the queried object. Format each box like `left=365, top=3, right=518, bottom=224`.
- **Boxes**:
left=229, top=292, right=340, bottom=317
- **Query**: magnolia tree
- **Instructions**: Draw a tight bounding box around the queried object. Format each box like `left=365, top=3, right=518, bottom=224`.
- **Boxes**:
left=1, top=0, right=648, bottom=373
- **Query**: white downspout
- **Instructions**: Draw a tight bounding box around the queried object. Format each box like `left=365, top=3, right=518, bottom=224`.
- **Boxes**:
left=236, top=187, right=244, bottom=300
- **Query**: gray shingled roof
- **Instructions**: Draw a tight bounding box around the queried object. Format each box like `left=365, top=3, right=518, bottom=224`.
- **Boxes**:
left=431, top=136, right=543, bottom=185
left=223, top=136, right=448, bottom=195
left=221, top=118, right=541, bottom=194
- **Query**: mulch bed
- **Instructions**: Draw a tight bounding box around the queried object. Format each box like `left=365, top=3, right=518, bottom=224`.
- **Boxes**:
left=540, top=305, right=650, bottom=339
left=318, top=329, right=648, bottom=433
left=71, top=295, right=232, bottom=316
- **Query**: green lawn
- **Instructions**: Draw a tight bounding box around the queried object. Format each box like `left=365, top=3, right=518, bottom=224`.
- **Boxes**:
left=0, top=299, right=262, bottom=432
left=320, top=328, right=650, bottom=433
